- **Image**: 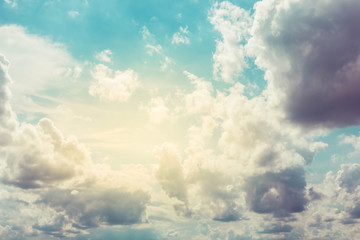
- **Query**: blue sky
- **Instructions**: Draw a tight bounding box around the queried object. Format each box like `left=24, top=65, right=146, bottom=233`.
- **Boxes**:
left=1, top=0, right=360, bottom=239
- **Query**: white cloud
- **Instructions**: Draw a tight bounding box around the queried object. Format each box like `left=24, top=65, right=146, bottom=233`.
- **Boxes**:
left=160, top=56, right=173, bottom=72
left=89, top=64, right=140, bottom=102
left=209, top=1, right=252, bottom=83
left=171, top=26, right=190, bottom=45
left=95, top=49, right=112, bottom=63
left=341, top=134, right=360, bottom=158
left=0, top=25, right=81, bottom=113
left=184, top=71, right=213, bottom=114
left=0, top=54, right=151, bottom=238
left=4, top=0, right=17, bottom=8
left=154, top=142, right=187, bottom=202
left=140, top=26, right=153, bottom=40
left=67, top=10, right=79, bottom=18
left=146, top=44, right=162, bottom=56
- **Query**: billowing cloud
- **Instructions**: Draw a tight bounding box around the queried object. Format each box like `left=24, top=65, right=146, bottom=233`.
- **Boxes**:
left=154, top=142, right=187, bottom=202
left=209, top=1, right=252, bottom=83
left=0, top=55, right=17, bottom=145
left=89, top=64, right=140, bottom=102
left=0, top=55, right=151, bottom=238
left=184, top=71, right=213, bottom=114
left=38, top=188, right=150, bottom=228
left=1, top=118, right=90, bottom=189
left=247, top=0, right=360, bottom=127
left=4, top=0, right=17, bottom=8
left=244, top=167, right=307, bottom=217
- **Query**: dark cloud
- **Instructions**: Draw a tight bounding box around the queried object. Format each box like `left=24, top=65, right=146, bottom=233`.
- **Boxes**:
left=244, top=167, right=307, bottom=217
left=248, top=0, right=360, bottom=128
left=75, top=227, right=164, bottom=240
left=349, top=204, right=360, bottom=219
left=38, top=188, right=150, bottom=229
left=260, top=224, right=293, bottom=234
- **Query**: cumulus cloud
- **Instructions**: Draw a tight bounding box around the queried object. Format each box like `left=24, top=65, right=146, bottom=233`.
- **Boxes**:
left=154, top=143, right=187, bottom=202
left=95, top=49, right=112, bottom=63
left=0, top=55, right=17, bottom=145
left=38, top=188, right=150, bottom=228
left=186, top=168, right=242, bottom=222
left=244, top=167, right=307, bottom=217
left=209, top=1, right=252, bottom=83
left=184, top=71, right=213, bottom=114
left=89, top=64, right=140, bottom=102
left=1, top=118, right=90, bottom=189
left=246, top=0, right=360, bottom=127
left=171, top=26, right=190, bottom=45
left=0, top=55, right=151, bottom=238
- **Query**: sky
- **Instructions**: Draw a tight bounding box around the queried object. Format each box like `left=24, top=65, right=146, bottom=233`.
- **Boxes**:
left=1, top=0, right=360, bottom=239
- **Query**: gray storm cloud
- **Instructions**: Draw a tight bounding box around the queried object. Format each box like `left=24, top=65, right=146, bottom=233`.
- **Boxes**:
left=244, top=167, right=307, bottom=217
left=247, top=0, right=360, bottom=128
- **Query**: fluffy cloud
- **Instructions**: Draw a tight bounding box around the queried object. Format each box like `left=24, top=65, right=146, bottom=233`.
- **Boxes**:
left=38, top=188, right=150, bottom=228
left=246, top=0, right=360, bottom=127
left=154, top=142, right=187, bottom=202
left=209, top=1, right=252, bottom=83
left=95, top=49, right=112, bottom=63
left=184, top=71, right=213, bottom=114
left=171, top=26, right=190, bottom=45
left=89, top=64, right=140, bottom=102
left=0, top=55, right=151, bottom=238
left=1, top=118, right=90, bottom=189
left=244, top=167, right=307, bottom=217
left=0, top=55, right=17, bottom=145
